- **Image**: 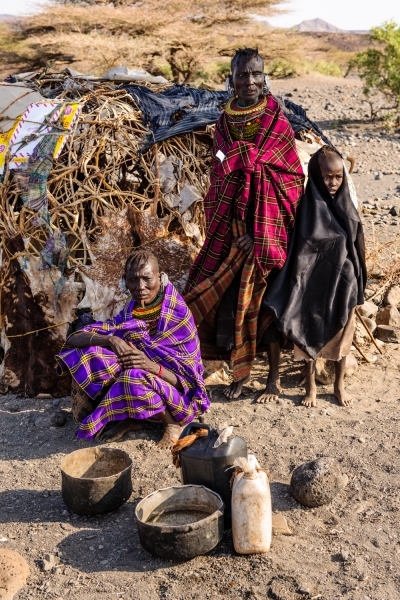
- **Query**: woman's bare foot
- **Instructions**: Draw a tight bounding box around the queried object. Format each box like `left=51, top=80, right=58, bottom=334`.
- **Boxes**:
left=223, top=375, right=250, bottom=399
left=301, top=388, right=318, bottom=408
left=257, top=378, right=282, bottom=403
left=334, top=385, right=353, bottom=407
left=97, top=419, right=142, bottom=443
left=157, top=423, right=182, bottom=449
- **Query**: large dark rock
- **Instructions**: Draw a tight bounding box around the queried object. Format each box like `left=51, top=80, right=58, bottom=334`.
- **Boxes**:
left=290, top=457, right=347, bottom=508
left=34, top=407, right=67, bottom=429
left=376, top=324, right=400, bottom=343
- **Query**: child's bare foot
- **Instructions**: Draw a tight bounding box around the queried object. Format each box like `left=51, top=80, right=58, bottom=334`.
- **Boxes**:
left=97, top=419, right=142, bottom=443
left=257, top=378, right=282, bottom=403
left=157, top=423, right=182, bottom=449
left=223, top=375, right=250, bottom=399
left=334, top=385, right=353, bottom=407
left=301, top=388, right=318, bottom=408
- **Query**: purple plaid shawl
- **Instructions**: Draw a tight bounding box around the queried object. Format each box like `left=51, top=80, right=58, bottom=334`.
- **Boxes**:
left=56, top=283, right=209, bottom=438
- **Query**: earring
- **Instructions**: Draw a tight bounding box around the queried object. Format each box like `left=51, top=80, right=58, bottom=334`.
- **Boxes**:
left=119, top=275, right=127, bottom=292
left=262, top=74, right=271, bottom=96
left=160, top=272, right=169, bottom=291
left=225, top=76, right=235, bottom=98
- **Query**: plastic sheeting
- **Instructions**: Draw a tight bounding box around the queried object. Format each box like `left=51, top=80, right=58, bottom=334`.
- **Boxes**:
left=125, top=84, right=332, bottom=149
left=124, top=84, right=228, bottom=148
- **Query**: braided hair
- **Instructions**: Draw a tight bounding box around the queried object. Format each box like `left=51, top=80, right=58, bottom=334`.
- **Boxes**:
left=318, top=145, right=343, bottom=161
left=231, top=47, right=263, bottom=71
left=124, top=249, right=159, bottom=274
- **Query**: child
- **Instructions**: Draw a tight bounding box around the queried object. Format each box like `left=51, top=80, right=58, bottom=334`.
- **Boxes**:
left=263, top=145, right=367, bottom=407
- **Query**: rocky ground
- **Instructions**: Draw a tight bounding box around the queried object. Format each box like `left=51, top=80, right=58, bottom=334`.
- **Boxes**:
left=0, top=74, right=399, bottom=600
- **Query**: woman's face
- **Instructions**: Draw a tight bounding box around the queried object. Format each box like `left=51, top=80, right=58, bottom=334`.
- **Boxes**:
left=125, top=260, right=161, bottom=306
left=231, top=56, right=264, bottom=107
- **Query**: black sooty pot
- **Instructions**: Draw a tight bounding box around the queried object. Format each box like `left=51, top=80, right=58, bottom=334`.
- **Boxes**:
left=134, top=485, right=224, bottom=561
left=61, top=447, right=132, bottom=515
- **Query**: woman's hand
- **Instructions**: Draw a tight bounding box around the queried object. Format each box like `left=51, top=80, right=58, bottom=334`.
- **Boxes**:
left=236, top=234, right=254, bottom=255
left=109, top=336, right=135, bottom=358
left=113, top=340, right=183, bottom=392
left=116, top=342, right=155, bottom=372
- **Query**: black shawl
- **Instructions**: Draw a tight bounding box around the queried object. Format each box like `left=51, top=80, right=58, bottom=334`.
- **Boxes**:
left=263, top=149, right=367, bottom=359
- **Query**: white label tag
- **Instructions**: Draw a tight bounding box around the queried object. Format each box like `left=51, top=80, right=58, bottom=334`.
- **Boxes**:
left=216, top=150, right=226, bottom=163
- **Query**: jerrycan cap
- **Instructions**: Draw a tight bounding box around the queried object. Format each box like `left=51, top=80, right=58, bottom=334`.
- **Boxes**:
left=233, top=454, right=260, bottom=479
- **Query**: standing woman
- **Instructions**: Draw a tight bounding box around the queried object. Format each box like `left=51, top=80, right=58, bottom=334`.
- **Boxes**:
left=184, top=48, right=305, bottom=401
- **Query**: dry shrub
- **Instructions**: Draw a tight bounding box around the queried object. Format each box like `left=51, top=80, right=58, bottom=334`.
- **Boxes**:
left=0, top=0, right=301, bottom=83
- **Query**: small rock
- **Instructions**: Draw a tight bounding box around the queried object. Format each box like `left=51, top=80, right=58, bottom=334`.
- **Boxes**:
left=384, top=285, right=400, bottom=307
left=341, top=550, right=350, bottom=561
left=315, top=354, right=357, bottom=385
left=290, top=457, right=347, bottom=508
left=34, top=407, right=67, bottom=429
left=272, top=513, right=293, bottom=536
left=364, top=288, right=382, bottom=304
left=89, top=546, right=95, bottom=551
left=357, top=301, right=378, bottom=319
left=375, top=171, right=382, bottom=180
left=249, top=380, right=265, bottom=391
left=376, top=324, right=400, bottom=343
left=358, top=437, right=366, bottom=443
left=362, top=317, right=377, bottom=333
left=53, top=399, right=61, bottom=406
left=389, top=206, right=400, bottom=217
left=0, top=549, right=30, bottom=599
left=41, top=553, right=56, bottom=572
left=376, top=306, right=400, bottom=327
left=0, top=536, right=7, bottom=543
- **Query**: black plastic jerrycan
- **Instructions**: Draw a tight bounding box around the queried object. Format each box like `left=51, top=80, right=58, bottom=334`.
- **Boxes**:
left=178, top=422, right=247, bottom=523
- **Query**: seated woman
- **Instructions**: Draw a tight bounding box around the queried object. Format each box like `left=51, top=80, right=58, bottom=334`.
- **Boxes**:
left=56, top=250, right=210, bottom=448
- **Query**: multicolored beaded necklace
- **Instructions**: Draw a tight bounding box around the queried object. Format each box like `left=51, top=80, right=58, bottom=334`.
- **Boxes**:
left=224, top=95, right=268, bottom=141
left=131, top=289, right=164, bottom=337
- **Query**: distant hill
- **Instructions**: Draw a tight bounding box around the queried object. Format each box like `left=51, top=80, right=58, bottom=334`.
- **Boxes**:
left=293, top=19, right=344, bottom=33
left=248, top=14, right=273, bottom=29
left=0, top=14, right=14, bottom=21
left=292, top=18, right=369, bottom=34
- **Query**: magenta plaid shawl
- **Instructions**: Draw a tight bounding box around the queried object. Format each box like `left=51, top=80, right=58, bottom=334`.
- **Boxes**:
left=185, top=94, right=304, bottom=292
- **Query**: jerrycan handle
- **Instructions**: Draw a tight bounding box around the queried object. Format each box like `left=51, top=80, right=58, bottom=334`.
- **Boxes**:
left=186, top=422, right=212, bottom=437
left=179, top=421, right=213, bottom=439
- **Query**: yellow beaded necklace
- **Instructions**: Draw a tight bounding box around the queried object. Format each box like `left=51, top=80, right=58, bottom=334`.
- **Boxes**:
left=224, top=96, right=268, bottom=141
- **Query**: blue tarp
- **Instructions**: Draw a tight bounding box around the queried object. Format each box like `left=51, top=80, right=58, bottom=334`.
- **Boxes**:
left=124, top=84, right=332, bottom=149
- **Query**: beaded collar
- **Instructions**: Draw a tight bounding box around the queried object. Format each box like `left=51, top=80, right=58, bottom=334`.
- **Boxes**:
left=224, top=96, right=268, bottom=141
left=131, top=289, right=164, bottom=337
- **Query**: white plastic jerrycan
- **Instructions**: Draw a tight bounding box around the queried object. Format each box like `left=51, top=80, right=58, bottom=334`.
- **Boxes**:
left=231, top=454, right=272, bottom=554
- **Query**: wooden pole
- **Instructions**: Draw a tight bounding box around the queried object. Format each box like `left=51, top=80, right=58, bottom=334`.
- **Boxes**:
left=153, top=143, right=160, bottom=216
left=352, top=339, right=371, bottom=363
left=355, top=307, right=383, bottom=354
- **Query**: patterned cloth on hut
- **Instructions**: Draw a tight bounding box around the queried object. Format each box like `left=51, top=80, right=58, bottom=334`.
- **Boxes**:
left=184, top=93, right=305, bottom=381
left=56, top=283, right=210, bottom=439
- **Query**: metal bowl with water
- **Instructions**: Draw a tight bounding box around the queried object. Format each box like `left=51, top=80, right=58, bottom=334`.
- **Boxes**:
left=134, top=485, right=224, bottom=560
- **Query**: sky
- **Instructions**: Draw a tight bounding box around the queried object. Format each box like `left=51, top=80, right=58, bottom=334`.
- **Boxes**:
left=268, top=0, right=400, bottom=31
left=0, top=0, right=399, bottom=31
